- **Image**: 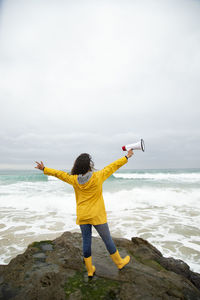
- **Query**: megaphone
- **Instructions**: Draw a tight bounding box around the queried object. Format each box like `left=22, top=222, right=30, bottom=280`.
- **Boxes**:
left=122, top=139, right=145, bottom=152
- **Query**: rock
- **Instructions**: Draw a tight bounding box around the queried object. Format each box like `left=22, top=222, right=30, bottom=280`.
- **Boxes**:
left=0, top=232, right=199, bottom=300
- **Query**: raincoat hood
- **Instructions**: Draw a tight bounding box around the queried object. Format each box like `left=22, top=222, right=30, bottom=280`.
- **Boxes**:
left=77, top=171, right=93, bottom=185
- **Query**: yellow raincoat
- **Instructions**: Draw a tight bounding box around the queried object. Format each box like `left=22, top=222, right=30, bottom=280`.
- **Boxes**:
left=44, top=156, right=128, bottom=225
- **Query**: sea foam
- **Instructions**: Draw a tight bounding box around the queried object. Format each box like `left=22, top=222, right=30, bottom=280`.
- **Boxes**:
left=0, top=169, right=200, bottom=273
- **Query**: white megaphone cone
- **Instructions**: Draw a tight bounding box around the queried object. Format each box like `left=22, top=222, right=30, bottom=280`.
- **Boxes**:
left=122, top=139, right=145, bottom=152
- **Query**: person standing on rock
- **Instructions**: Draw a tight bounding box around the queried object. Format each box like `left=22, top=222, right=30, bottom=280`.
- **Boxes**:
left=35, top=149, right=133, bottom=278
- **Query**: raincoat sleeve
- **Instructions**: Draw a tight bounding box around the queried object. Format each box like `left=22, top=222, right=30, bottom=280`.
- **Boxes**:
left=43, top=167, right=76, bottom=185
left=98, top=156, right=128, bottom=182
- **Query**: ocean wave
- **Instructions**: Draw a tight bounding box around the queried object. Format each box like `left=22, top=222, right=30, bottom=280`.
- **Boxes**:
left=2, top=171, right=199, bottom=184
left=1, top=185, right=199, bottom=212
left=113, top=172, right=200, bottom=182
left=104, top=187, right=200, bottom=211
left=0, top=174, right=48, bottom=184
left=0, top=171, right=199, bottom=273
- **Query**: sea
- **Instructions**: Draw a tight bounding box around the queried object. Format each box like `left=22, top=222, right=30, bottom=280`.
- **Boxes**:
left=0, top=168, right=200, bottom=273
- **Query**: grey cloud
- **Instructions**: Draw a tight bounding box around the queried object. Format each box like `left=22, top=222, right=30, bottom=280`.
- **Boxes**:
left=0, top=0, right=200, bottom=169
left=1, top=130, right=199, bottom=169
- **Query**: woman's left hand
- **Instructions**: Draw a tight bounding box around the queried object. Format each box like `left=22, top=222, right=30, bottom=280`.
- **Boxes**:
left=35, top=161, right=45, bottom=170
left=127, top=149, right=134, bottom=158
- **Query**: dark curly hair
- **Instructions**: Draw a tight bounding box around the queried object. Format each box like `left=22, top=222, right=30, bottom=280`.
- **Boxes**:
left=71, top=153, right=94, bottom=175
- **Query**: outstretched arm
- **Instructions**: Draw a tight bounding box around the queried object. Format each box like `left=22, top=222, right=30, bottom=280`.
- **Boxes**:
left=35, top=161, right=75, bottom=185
left=98, top=149, right=134, bottom=182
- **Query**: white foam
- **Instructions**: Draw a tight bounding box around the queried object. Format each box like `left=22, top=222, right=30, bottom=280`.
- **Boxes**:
left=0, top=192, right=76, bottom=214
left=104, top=187, right=200, bottom=211
left=107, top=207, right=200, bottom=273
left=0, top=176, right=200, bottom=273
left=114, top=172, right=200, bottom=182
left=47, top=176, right=60, bottom=181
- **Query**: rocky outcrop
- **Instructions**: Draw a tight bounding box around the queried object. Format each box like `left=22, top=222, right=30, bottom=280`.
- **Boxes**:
left=0, top=232, right=200, bottom=300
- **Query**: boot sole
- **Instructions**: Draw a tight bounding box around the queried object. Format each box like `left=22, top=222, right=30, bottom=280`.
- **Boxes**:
left=88, top=270, right=96, bottom=279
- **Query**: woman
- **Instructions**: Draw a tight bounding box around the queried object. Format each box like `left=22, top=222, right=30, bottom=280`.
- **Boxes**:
left=35, top=149, right=133, bottom=278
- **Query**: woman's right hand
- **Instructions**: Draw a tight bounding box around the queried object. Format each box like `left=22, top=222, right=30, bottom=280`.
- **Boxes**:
left=127, top=149, right=134, bottom=158
left=35, top=161, right=45, bottom=170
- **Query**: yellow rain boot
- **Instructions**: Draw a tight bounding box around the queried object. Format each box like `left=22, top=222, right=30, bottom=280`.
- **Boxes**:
left=110, top=250, right=130, bottom=270
left=84, top=256, right=96, bottom=278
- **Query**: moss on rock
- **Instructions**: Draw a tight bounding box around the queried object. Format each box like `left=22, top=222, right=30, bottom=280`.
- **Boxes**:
left=64, top=271, right=120, bottom=300
left=143, top=259, right=167, bottom=272
left=29, top=240, right=53, bottom=249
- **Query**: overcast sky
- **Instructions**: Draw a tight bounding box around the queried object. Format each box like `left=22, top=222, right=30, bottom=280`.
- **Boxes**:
left=0, top=0, right=200, bottom=170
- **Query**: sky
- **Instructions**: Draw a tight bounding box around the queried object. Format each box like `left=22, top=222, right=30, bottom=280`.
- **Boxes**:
left=0, top=0, right=200, bottom=170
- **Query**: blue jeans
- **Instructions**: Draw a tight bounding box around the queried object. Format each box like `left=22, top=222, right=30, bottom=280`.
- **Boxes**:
left=80, top=223, right=117, bottom=258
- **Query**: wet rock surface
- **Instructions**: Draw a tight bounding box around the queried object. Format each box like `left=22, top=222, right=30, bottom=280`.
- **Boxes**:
left=0, top=232, right=200, bottom=300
